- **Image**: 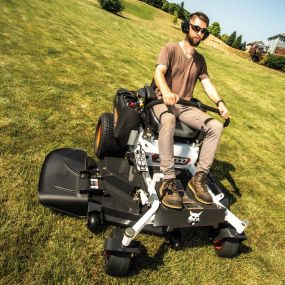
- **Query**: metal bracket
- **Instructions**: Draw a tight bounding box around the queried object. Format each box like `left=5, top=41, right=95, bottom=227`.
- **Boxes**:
left=208, top=189, right=249, bottom=234
left=122, top=173, right=162, bottom=247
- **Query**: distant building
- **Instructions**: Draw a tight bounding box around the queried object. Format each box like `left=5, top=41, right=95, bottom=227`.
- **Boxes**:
left=246, top=41, right=266, bottom=53
left=267, top=33, right=285, bottom=56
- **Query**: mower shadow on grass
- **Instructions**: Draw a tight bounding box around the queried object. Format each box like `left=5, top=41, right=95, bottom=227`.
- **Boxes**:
left=128, top=229, right=252, bottom=276
left=128, top=241, right=169, bottom=275
left=128, top=231, right=253, bottom=276
left=238, top=243, right=252, bottom=255
left=211, top=159, right=242, bottom=205
left=126, top=231, right=210, bottom=276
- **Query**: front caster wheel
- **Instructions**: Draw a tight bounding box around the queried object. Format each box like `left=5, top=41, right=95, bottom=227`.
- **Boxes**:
left=105, top=252, right=131, bottom=277
left=213, top=238, right=240, bottom=258
left=104, top=228, right=140, bottom=276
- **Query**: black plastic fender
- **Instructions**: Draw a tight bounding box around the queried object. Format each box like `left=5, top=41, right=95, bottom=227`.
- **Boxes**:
left=104, top=237, right=140, bottom=255
left=213, top=227, right=247, bottom=243
left=38, top=148, right=90, bottom=217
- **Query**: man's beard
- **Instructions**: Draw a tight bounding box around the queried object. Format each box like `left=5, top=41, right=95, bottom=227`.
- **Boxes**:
left=187, top=34, right=201, bottom=47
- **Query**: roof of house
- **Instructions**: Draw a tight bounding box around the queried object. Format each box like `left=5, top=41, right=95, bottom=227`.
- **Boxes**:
left=247, top=41, right=265, bottom=47
left=267, top=33, right=285, bottom=40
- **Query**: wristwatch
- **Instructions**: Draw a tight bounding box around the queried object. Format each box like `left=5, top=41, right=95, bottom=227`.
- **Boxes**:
left=216, top=99, right=225, bottom=107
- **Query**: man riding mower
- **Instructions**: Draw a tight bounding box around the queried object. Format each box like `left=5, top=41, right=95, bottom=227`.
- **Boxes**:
left=38, top=86, right=248, bottom=277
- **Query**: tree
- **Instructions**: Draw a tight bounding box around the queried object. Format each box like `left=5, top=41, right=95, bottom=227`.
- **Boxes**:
left=139, top=0, right=163, bottom=8
left=183, top=9, right=190, bottom=19
left=162, top=0, right=169, bottom=12
left=221, top=33, right=229, bottom=43
left=208, top=22, right=221, bottom=37
left=233, top=34, right=242, bottom=49
left=227, top=31, right=236, bottom=47
left=177, top=1, right=190, bottom=19
left=240, top=41, right=247, bottom=51
left=177, top=1, right=184, bottom=19
left=139, top=0, right=190, bottom=19
left=150, top=0, right=164, bottom=8
left=172, top=11, right=178, bottom=25
left=99, top=0, right=124, bottom=13
left=166, top=2, right=177, bottom=14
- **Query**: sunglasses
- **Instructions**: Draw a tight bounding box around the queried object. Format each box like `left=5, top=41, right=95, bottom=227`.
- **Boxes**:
left=190, top=23, right=208, bottom=35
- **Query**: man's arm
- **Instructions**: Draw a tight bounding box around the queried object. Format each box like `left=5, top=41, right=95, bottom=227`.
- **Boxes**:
left=154, top=64, right=179, bottom=105
left=201, top=78, right=230, bottom=119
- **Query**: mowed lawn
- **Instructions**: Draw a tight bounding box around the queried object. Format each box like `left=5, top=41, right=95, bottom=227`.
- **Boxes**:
left=1, top=0, right=285, bottom=284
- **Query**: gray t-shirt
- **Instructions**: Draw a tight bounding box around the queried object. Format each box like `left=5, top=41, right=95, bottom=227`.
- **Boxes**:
left=155, top=42, right=209, bottom=100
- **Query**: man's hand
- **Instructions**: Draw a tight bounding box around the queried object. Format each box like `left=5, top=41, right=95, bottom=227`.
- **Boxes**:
left=218, top=102, right=230, bottom=119
left=162, top=92, right=179, bottom=105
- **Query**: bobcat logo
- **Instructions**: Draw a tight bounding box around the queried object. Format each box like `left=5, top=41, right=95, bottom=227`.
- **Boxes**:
left=152, top=154, right=191, bottom=165
left=188, top=211, right=202, bottom=225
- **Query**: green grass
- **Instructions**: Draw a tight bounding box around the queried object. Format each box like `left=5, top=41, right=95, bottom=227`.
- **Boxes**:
left=123, top=0, right=154, bottom=20
left=1, top=0, right=285, bottom=284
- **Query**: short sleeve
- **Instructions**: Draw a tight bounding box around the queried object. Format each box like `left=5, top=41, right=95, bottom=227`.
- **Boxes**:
left=199, top=57, right=209, bottom=81
left=156, top=44, right=172, bottom=68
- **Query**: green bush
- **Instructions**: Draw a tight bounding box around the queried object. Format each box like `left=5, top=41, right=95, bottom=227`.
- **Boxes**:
left=259, top=54, right=268, bottom=66
left=208, top=22, right=221, bottom=37
left=221, top=33, right=229, bottom=43
left=99, top=0, right=125, bottom=13
left=265, top=54, right=285, bottom=71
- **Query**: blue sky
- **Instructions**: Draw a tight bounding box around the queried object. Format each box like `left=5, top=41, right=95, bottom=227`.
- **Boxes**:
left=168, top=0, right=285, bottom=44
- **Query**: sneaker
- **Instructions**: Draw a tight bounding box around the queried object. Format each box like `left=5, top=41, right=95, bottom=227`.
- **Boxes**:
left=159, top=179, right=183, bottom=209
left=188, top=172, right=213, bottom=204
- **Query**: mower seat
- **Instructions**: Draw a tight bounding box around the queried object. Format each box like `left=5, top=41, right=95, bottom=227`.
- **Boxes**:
left=138, top=86, right=199, bottom=139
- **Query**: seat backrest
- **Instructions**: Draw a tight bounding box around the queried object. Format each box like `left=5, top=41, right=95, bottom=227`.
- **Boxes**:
left=137, top=85, right=157, bottom=102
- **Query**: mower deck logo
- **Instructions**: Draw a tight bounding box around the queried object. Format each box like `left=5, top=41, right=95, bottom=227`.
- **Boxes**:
left=188, top=211, right=202, bottom=225
left=152, top=154, right=191, bottom=165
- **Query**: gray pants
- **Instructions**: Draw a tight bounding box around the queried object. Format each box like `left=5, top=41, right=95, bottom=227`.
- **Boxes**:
left=153, top=104, right=223, bottom=179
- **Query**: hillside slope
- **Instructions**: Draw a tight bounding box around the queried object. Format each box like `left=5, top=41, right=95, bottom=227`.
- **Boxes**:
left=1, top=0, right=285, bottom=284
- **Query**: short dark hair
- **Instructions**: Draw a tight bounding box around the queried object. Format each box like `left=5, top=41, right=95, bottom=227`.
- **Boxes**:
left=190, top=12, right=210, bottom=26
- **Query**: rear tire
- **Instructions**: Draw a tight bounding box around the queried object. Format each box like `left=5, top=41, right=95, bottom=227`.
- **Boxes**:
left=94, top=112, right=120, bottom=159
